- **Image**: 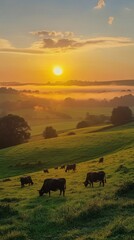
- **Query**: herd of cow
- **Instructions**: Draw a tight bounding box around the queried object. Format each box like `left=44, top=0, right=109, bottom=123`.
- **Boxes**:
left=20, top=158, right=106, bottom=197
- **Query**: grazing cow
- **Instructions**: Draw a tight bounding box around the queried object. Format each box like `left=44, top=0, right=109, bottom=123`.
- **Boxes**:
left=84, top=171, right=106, bottom=187
left=99, top=157, right=104, bottom=163
left=60, top=165, right=65, bottom=169
left=20, top=176, right=33, bottom=187
left=43, top=169, right=49, bottom=173
left=38, top=178, right=66, bottom=197
left=54, top=167, right=58, bottom=170
left=65, top=164, right=76, bottom=172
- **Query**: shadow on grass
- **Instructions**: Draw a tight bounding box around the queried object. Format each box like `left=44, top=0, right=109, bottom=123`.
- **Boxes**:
left=26, top=201, right=119, bottom=240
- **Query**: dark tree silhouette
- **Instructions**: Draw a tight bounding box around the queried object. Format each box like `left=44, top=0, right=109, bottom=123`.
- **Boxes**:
left=0, top=114, right=31, bottom=149
left=43, top=126, right=58, bottom=139
left=111, top=106, right=133, bottom=125
left=76, top=121, right=89, bottom=129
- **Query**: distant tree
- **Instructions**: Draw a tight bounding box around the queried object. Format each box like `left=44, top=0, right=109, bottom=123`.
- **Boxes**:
left=43, top=126, right=58, bottom=139
left=76, top=121, right=89, bottom=129
left=111, top=106, right=133, bottom=125
left=0, top=114, right=31, bottom=149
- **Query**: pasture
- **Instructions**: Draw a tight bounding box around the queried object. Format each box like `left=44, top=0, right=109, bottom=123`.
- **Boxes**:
left=0, top=123, right=134, bottom=240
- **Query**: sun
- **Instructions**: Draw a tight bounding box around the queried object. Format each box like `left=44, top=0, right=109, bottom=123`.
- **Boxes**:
left=53, top=66, right=63, bottom=76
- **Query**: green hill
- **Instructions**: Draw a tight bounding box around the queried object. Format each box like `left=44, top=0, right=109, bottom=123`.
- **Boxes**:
left=0, top=123, right=134, bottom=240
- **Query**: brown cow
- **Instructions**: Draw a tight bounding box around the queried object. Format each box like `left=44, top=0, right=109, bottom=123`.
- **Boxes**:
left=38, top=178, right=66, bottom=197
left=84, top=171, right=106, bottom=187
left=43, top=169, right=49, bottom=173
left=60, top=165, right=65, bottom=169
left=99, top=157, right=104, bottom=163
left=65, top=164, right=76, bottom=172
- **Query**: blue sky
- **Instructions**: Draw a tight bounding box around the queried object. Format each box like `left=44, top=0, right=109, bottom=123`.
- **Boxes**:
left=0, top=0, right=134, bottom=82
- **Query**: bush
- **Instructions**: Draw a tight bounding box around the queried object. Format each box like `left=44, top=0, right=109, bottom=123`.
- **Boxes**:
left=76, top=121, right=89, bottom=129
left=111, top=106, right=133, bottom=125
left=67, top=131, right=76, bottom=136
left=43, top=126, right=58, bottom=139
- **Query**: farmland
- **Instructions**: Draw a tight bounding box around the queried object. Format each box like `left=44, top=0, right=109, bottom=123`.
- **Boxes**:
left=0, top=122, right=134, bottom=240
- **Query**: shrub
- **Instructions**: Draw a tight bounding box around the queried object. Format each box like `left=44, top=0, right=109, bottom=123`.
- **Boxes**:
left=43, top=126, right=58, bottom=139
left=67, top=131, right=76, bottom=136
left=76, top=121, right=89, bottom=129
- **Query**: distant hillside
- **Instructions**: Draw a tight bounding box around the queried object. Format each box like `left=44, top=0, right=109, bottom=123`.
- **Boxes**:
left=1, top=79, right=134, bottom=86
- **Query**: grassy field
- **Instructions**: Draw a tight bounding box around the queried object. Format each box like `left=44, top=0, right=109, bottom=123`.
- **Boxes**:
left=0, top=123, right=134, bottom=240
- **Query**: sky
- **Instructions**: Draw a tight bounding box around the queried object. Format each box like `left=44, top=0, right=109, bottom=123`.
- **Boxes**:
left=0, top=0, right=134, bottom=83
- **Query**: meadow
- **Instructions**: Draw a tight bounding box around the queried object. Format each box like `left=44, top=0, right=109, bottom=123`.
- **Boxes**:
left=0, top=122, right=134, bottom=240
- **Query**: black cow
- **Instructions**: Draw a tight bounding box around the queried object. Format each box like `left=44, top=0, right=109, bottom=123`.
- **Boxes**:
left=38, top=178, right=66, bottom=197
left=60, top=165, right=65, bottom=169
left=54, top=167, right=58, bottom=170
left=65, top=164, right=76, bottom=172
left=20, top=176, right=33, bottom=187
left=43, top=169, right=49, bottom=173
left=99, top=157, right=104, bottom=163
left=84, top=171, right=106, bottom=187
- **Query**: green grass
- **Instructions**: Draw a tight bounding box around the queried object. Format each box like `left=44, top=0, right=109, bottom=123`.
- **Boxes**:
left=0, top=123, right=134, bottom=179
left=0, top=122, right=134, bottom=240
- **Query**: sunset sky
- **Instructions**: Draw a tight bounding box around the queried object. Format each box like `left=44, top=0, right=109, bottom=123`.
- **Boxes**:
left=0, top=0, right=134, bottom=83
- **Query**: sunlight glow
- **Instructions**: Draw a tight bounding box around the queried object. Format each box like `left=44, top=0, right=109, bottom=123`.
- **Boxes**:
left=53, top=66, right=63, bottom=76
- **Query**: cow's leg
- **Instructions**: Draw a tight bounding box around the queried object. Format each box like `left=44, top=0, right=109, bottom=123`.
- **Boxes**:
left=49, top=191, right=51, bottom=197
left=100, top=181, right=101, bottom=186
left=63, top=189, right=65, bottom=196
left=102, top=180, right=104, bottom=187
left=59, top=189, right=62, bottom=196
left=91, top=182, right=93, bottom=188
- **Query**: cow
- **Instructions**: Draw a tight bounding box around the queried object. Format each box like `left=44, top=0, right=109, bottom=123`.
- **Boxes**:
left=38, top=178, right=66, bottom=197
left=65, top=164, right=76, bottom=172
left=54, top=167, right=58, bottom=170
left=84, top=171, right=106, bottom=187
left=20, top=176, right=33, bottom=187
left=43, top=169, right=49, bottom=173
left=99, top=157, right=104, bottom=163
left=60, top=165, right=65, bottom=169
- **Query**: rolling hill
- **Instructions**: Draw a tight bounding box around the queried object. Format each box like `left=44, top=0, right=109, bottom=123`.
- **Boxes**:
left=0, top=123, right=134, bottom=240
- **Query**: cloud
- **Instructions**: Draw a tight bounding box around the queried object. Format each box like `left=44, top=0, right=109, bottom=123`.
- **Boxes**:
left=31, top=30, right=74, bottom=38
left=108, top=17, right=114, bottom=25
left=124, top=7, right=131, bottom=11
left=94, top=0, right=105, bottom=9
left=0, top=38, right=14, bottom=49
left=1, top=34, right=134, bottom=55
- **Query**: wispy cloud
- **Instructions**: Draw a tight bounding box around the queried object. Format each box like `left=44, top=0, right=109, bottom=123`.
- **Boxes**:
left=124, top=7, right=131, bottom=11
left=108, top=17, right=114, bottom=25
left=0, top=32, right=134, bottom=55
left=94, top=0, right=105, bottom=9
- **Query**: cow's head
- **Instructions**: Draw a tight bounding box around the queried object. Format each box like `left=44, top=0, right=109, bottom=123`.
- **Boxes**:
left=83, top=180, right=88, bottom=187
left=38, top=189, right=44, bottom=196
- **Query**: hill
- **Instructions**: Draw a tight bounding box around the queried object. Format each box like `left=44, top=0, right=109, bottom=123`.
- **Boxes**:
left=0, top=123, right=134, bottom=240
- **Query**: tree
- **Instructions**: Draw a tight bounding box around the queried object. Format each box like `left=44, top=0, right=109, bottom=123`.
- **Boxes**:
left=111, top=106, right=133, bottom=125
left=43, top=126, right=58, bottom=139
left=0, top=114, right=31, bottom=149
